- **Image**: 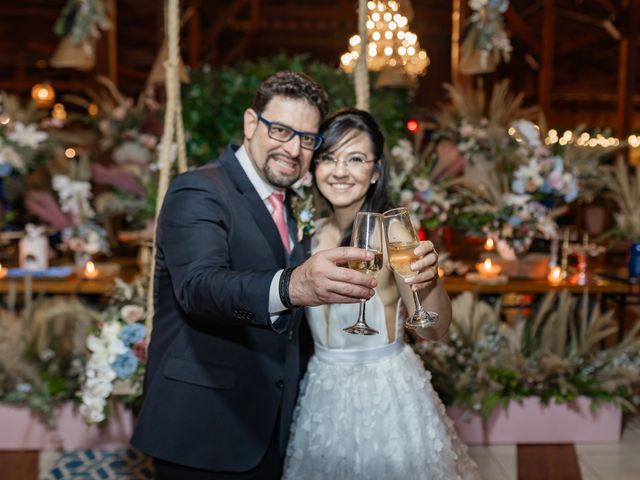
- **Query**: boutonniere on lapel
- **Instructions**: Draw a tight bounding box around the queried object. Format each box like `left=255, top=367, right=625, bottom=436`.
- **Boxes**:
left=291, top=172, right=316, bottom=242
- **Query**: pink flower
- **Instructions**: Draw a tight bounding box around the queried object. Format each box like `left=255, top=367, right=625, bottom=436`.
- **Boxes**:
left=133, top=340, right=148, bottom=364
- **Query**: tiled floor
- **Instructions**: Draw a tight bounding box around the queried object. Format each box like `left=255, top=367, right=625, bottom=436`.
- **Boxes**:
left=575, top=415, right=640, bottom=480
left=467, top=414, right=640, bottom=480
left=468, top=445, right=517, bottom=480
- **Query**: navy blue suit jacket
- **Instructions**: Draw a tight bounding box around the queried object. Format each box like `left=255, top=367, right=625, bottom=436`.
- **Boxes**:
left=131, top=145, right=309, bottom=472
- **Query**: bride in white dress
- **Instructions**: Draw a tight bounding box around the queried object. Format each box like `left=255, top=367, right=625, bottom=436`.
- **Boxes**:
left=283, top=109, right=479, bottom=479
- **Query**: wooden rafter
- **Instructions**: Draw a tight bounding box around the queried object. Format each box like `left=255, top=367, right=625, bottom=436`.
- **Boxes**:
left=202, top=0, right=250, bottom=64
left=616, top=0, right=639, bottom=139
left=220, top=0, right=260, bottom=66
left=504, top=6, right=540, bottom=57
left=538, top=0, right=557, bottom=116
left=557, top=29, right=606, bottom=56
left=188, top=0, right=201, bottom=68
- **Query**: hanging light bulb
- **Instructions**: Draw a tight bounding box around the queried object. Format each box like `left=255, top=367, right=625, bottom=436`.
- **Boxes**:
left=340, top=0, right=429, bottom=78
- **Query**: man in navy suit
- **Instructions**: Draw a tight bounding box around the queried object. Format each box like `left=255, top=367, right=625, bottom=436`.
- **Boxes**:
left=131, top=71, right=376, bottom=479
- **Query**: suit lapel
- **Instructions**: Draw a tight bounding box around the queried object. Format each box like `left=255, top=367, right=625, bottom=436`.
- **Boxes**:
left=219, top=147, right=286, bottom=265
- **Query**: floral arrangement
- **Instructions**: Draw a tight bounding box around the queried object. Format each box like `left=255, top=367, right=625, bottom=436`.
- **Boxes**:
left=433, top=81, right=588, bottom=259
left=416, top=291, right=640, bottom=418
left=51, top=171, right=109, bottom=261
left=79, top=279, right=147, bottom=424
left=388, top=138, right=457, bottom=234
left=67, top=77, right=162, bottom=228
left=460, top=0, right=512, bottom=74
left=0, top=297, right=99, bottom=426
left=291, top=172, right=317, bottom=241
left=53, top=0, right=110, bottom=46
left=0, top=92, right=56, bottom=177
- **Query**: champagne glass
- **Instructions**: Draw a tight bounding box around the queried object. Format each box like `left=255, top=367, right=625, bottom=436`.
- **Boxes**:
left=343, top=212, right=383, bottom=335
left=383, top=207, right=439, bottom=329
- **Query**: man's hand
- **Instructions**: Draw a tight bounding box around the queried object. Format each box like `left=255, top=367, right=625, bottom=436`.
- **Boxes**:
left=289, top=247, right=377, bottom=306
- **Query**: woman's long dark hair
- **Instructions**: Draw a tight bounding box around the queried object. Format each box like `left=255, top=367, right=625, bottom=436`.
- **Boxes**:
left=312, top=108, right=393, bottom=246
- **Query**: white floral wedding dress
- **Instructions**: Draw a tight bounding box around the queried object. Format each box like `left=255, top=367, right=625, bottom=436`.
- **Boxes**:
left=282, top=292, right=480, bottom=479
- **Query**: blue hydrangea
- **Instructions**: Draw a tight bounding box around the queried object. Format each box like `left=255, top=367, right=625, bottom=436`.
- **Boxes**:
left=508, top=214, right=522, bottom=226
left=511, top=178, right=525, bottom=194
left=111, top=350, right=139, bottom=378
left=0, top=164, right=13, bottom=177
left=119, top=323, right=146, bottom=346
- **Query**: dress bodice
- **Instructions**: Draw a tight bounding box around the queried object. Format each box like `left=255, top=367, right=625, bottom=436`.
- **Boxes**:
left=306, top=218, right=403, bottom=356
left=305, top=294, right=403, bottom=351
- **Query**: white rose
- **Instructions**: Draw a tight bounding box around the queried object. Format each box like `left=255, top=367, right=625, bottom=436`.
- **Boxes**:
left=120, top=305, right=145, bottom=324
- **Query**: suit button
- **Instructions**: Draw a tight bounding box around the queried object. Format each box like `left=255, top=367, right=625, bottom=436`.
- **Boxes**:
left=275, top=379, right=284, bottom=389
left=288, top=330, right=294, bottom=340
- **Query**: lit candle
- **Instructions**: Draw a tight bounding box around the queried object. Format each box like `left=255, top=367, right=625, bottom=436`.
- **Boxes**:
left=484, top=238, right=495, bottom=251
left=0, top=263, right=7, bottom=279
left=547, top=265, right=564, bottom=286
left=83, top=261, right=99, bottom=279
left=437, top=266, right=445, bottom=279
left=476, top=257, right=502, bottom=277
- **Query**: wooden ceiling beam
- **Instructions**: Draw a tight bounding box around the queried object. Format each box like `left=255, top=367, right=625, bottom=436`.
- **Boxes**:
left=203, top=0, right=250, bottom=64
left=504, top=5, right=540, bottom=57
left=538, top=0, right=557, bottom=117
left=556, top=29, right=606, bottom=56
left=188, top=0, right=201, bottom=68
left=616, top=0, right=639, bottom=138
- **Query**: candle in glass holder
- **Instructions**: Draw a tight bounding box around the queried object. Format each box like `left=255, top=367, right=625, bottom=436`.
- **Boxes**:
left=83, top=261, right=99, bottom=279
left=547, top=265, right=564, bottom=286
left=0, top=263, right=7, bottom=279
left=484, top=238, right=495, bottom=251
left=476, top=257, right=502, bottom=277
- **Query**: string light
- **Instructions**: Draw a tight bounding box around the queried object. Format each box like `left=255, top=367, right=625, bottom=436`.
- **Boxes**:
left=508, top=126, right=626, bottom=148
left=340, top=1, right=429, bottom=78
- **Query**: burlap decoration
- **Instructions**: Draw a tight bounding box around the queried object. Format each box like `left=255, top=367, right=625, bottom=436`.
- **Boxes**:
left=459, top=28, right=497, bottom=75
left=49, top=34, right=96, bottom=71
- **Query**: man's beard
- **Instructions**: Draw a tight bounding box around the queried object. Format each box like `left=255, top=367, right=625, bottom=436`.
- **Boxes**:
left=262, top=155, right=301, bottom=188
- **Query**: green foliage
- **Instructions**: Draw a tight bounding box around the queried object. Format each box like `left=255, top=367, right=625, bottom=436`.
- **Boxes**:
left=182, top=54, right=412, bottom=165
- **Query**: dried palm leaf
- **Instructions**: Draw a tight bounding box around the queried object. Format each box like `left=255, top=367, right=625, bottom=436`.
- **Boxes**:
left=601, top=159, right=640, bottom=242
left=25, top=296, right=100, bottom=358
left=0, top=309, right=41, bottom=386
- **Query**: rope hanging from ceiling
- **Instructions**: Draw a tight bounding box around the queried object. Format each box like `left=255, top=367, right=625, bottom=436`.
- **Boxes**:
left=354, top=0, right=370, bottom=111
left=146, top=0, right=188, bottom=335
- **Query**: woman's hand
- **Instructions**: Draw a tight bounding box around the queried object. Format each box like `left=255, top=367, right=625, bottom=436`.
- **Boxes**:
left=403, top=240, right=439, bottom=292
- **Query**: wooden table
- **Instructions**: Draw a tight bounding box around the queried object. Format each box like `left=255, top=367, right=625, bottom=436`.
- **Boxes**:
left=0, top=274, right=117, bottom=295
left=442, top=274, right=631, bottom=295
left=443, top=274, right=635, bottom=341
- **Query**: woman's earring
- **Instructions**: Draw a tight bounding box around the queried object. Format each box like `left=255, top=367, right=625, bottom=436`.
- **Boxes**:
left=370, top=179, right=377, bottom=184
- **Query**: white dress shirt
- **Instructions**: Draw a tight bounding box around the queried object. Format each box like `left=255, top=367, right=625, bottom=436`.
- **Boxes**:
left=235, top=145, right=289, bottom=318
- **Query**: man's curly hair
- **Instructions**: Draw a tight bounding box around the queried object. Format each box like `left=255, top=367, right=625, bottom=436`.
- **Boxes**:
left=252, top=71, right=329, bottom=119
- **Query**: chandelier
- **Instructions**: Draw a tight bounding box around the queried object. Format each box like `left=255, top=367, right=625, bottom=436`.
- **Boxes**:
left=340, top=1, right=429, bottom=78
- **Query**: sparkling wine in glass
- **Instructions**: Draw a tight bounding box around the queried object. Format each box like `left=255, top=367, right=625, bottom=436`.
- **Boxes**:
left=343, top=212, right=383, bottom=335
left=383, top=207, right=439, bottom=329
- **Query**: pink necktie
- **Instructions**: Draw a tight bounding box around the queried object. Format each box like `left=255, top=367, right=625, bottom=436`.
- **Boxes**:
left=268, top=191, right=291, bottom=253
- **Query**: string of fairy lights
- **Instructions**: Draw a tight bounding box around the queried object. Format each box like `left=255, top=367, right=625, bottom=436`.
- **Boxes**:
left=505, top=126, right=635, bottom=148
